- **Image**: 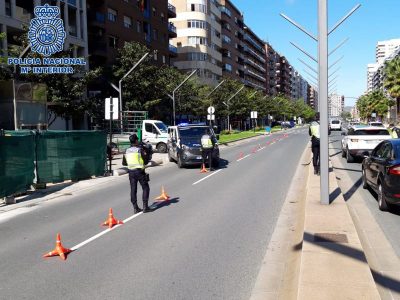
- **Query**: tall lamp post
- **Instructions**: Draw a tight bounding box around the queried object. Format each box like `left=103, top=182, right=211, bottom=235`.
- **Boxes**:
left=167, top=69, right=197, bottom=125
left=223, top=85, right=244, bottom=131
left=110, top=52, right=150, bottom=133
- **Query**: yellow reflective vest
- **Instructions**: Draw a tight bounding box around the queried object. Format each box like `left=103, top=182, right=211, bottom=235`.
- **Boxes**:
left=125, top=146, right=145, bottom=170
left=388, top=128, right=398, bottom=139
left=201, top=134, right=213, bottom=149
left=310, top=122, right=320, bottom=139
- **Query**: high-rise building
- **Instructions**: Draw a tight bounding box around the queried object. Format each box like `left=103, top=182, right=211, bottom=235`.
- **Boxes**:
left=276, top=55, right=292, bottom=99
left=328, top=94, right=344, bottom=118
left=169, top=0, right=222, bottom=85
left=243, top=25, right=266, bottom=91
left=265, top=43, right=279, bottom=96
left=219, top=0, right=245, bottom=82
left=376, top=38, right=400, bottom=64
left=308, top=85, right=318, bottom=112
left=86, top=0, right=176, bottom=67
left=367, top=63, right=378, bottom=92
left=0, top=0, right=88, bottom=59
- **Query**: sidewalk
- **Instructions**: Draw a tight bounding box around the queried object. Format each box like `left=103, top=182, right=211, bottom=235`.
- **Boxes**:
left=297, top=163, right=380, bottom=299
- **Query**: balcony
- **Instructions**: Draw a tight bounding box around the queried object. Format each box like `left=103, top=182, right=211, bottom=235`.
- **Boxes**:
left=169, top=44, right=178, bottom=57
left=168, top=23, right=177, bottom=38
left=168, top=3, right=176, bottom=18
left=244, top=46, right=266, bottom=64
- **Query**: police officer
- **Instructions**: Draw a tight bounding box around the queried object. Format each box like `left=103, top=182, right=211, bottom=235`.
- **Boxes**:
left=309, top=114, right=330, bottom=175
left=201, top=128, right=215, bottom=170
left=123, top=134, right=153, bottom=213
left=388, top=124, right=399, bottom=138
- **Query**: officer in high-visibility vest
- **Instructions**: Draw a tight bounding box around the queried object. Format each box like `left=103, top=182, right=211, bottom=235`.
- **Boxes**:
left=308, top=114, right=330, bottom=175
left=201, top=128, right=215, bottom=170
left=122, top=134, right=152, bottom=213
left=388, top=124, right=399, bottom=138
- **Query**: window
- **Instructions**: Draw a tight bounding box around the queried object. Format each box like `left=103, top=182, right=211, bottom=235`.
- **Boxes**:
left=107, top=8, right=117, bottom=22
left=222, top=35, right=231, bottom=44
left=161, top=12, right=165, bottom=22
left=188, top=36, right=208, bottom=46
left=136, top=21, right=141, bottom=32
left=108, top=36, right=118, bottom=48
left=187, top=52, right=208, bottom=61
left=153, top=29, right=158, bottom=40
left=123, top=16, right=132, bottom=28
left=211, top=28, right=220, bottom=38
left=190, top=3, right=207, bottom=13
left=153, top=50, right=158, bottom=61
left=187, top=20, right=207, bottom=29
left=220, top=6, right=231, bottom=17
left=152, top=7, right=156, bottom=16
left=162, top=55, right=166, bottom=64
left=224, top=64, right=232, bottom=72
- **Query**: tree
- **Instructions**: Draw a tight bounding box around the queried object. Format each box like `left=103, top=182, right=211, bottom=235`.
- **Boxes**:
left=356, top=90, right=395, bottom=121
left=384, top=56, right=400, bottom=100
left=340, top=111, right=352, bottom=120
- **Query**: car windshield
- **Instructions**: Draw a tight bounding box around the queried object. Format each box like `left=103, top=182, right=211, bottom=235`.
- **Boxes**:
left=331, top=120, right=340, bottom=124
left=155, top=122, right=168, bottom=133
left=370, top=122, right=383, bottom=127
left=178, top=127, right=211, bottom=141
left=353, top=129, right=390, bottom=135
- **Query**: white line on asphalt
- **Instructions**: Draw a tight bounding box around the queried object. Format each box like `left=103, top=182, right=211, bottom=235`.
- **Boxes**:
left=237, top=154, right=251, bottom=162
left=70, top=212, right=143, bottom=251
left=257, top=147, right=266, bottom=152
left=192, top=169, right=223, bottom=185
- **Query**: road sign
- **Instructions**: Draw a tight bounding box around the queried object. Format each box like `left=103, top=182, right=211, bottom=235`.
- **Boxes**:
left=207, top=114, right=215, bottom=121
left=251, top=111, right=258, bottom=119
left=207, top=106, right=215, bottom=114
left=105, top=97, right=119, bottom=120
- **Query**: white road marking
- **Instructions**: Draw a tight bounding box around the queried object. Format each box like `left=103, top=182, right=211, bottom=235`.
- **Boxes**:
left=70, top=212, right=144, bottom=251
left=257, top=147, right=266, bottom=152
left=237, top=154, right=251, bottom=162
left=192, top=169, right=223, bottom=185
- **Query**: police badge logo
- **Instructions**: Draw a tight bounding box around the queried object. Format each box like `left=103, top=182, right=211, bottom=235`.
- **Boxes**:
left=28, top=4, right=66, bottom=57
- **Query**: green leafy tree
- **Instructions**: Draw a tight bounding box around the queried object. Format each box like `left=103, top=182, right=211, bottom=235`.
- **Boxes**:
left=384, top=56, right=400, bottom=100
left=356, top=90, right=395, bottom=121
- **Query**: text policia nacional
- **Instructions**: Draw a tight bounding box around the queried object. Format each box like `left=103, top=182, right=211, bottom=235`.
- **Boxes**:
left=7, top=57, right=86, bottom=74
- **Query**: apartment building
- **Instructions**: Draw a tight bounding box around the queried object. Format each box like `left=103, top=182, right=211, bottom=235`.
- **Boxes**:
left=308, top=85, right=318, bottom=112
left=376, top=38, right=400, bottom=64
left=86, top=0, right=176, bottom=67
left=276, top=55, right=292, bottom=99
left=265, top=43, right=280, bottom=96
left=242, top=25, right=266, bottom=92
left=219, top=0, right=245, bottom=82
left=169, top=0, right=222, bottom=85
left=0, top=0, right=88, bottom=58
left=328, top=94, right=344, bottom=118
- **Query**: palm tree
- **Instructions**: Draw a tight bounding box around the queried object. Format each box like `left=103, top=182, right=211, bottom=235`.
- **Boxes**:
left=384, top=56, right=400, bottom=121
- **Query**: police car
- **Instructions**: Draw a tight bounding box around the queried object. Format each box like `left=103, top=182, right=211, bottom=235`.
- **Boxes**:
left=167, top=123, right=220, bottom=168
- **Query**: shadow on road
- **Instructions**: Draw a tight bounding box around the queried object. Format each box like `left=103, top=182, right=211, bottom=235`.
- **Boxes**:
left=342, top=177, right=362, bottom=202
left=330, top=151, right=342, bottom=158
left=333, top=166, right=362, bottom=173
left=329, top=187, right=342, bottom=204
left=153, top=197, right=180, bottom=211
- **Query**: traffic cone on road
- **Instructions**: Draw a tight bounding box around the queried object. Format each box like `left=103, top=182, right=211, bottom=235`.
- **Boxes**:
left=155, top=186, right=170, bottom=201
left=200, top=163, right=208, bottom=173
left=102, top=208, right=123, bottom=229
left=43, top=233, right=72, bottom=261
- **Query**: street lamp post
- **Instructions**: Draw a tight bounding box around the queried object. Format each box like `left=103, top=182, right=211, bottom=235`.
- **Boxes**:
left=223, top=85, right=244, bottom=131
left=110, top=52, right=149, bottom=133
left=167, top=69, right=197, bottom=125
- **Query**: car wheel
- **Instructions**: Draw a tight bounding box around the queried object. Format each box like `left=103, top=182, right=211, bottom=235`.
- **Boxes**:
left=378, top=182, right=388, bottom=211
left=346, top=148, right=354, bottom=163
left=156, top=143, right=167, bottom=153
left=177, top=154, right=185, bottom=168
left=361, top=168, right=368, bottom=189
left=341, top=148, right=346, bottom=158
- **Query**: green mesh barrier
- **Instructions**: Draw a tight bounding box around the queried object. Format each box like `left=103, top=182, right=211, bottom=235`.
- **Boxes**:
left=0, top=133, right=35, bottom=198
left=36, top=131, right=107, bottom=183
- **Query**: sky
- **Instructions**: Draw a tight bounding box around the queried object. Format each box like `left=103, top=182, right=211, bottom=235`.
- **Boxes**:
left=232, top=0, right=400, bottom=106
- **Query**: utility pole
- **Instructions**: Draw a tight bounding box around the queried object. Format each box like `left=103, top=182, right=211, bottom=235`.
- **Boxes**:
left=167, top=69, right=197, bottom=125
left=281, top=0, right=361, bottom=205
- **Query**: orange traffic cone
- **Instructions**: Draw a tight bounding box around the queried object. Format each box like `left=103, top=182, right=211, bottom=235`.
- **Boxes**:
left=102, top=208, right=123, bottom=229
left=155, top=186, right=170, bottom=201
left=43, top=233, right=72, bottom=261
left=200, top=163, right=208, bottom=173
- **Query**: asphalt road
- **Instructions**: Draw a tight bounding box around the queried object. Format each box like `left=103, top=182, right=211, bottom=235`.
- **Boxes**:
left=0, top=128, right=309, bottom=300
left=329, top=131, right=400, bottom=257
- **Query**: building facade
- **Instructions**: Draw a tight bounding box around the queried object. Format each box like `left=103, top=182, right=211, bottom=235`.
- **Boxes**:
left=0, top=0, right=88, bottom=59
left=276, top=55, right=292, bottom=99
left=376, top=38, right=400, bottom=64
left=169, top=0, right=222, bottom=85
left=87, top=0, right=176, bottom=67
left=219, top=0, right=245, bottom=82
left=265, top=43, right=279, bottom=96
left=308, top=85, right=318, bottom=112
left=242, top=25, right=266, bottom=92
left=328, top=94, right=344, bottom=118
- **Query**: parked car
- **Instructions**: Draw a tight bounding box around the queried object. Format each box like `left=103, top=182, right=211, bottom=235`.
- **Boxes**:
left=167, top=124, right=220, bottom=168
left=330, top=119, right=342, bottom=131
left=368, top=121, right=384, bottom=128
left=362, top=139, right=400, bottom=211
left=341, top=126, right=391, bottom=162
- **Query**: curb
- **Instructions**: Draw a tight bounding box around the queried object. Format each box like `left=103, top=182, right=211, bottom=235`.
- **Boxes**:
left=250, top=143, right=310, bottom=300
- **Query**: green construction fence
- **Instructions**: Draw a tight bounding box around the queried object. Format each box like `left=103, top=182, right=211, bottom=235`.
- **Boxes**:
left=0, top=131, right=36, bottom=198
left=36, top=131, right=107, bottom=184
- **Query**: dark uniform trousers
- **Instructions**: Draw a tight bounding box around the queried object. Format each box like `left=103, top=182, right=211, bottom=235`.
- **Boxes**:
left=128, top=169, right=150, bottom=207
left=311, top=138, right=320, bottom=170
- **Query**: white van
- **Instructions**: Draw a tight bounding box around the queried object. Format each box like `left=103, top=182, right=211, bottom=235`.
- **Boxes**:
left=330, top=119, right=342, bottom=131
left=141, top=120, right=169, bottom=153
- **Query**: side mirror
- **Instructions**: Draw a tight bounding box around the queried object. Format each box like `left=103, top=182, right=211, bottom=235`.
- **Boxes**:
left=362, top=151, right=369, bottom=158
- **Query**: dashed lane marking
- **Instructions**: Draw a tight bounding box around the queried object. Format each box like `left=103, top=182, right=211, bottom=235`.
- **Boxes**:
left=237, top=154, right=251, bottom=162
left=192, top=169, right=223, bottom=185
